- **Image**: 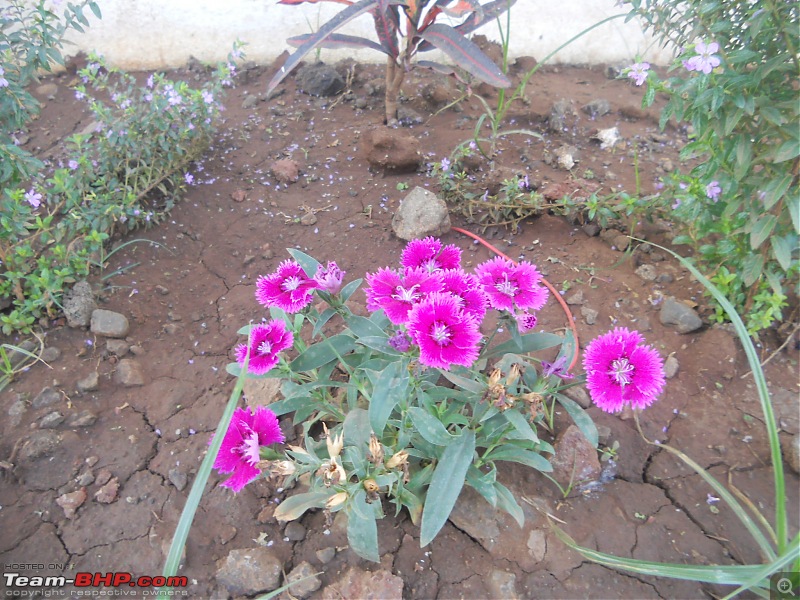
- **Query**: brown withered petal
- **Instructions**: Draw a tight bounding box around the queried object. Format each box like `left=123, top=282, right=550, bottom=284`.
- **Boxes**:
left=326, top=491, right=348, bottom=510
left=386, top=450, right=409, bottom=469
left=508, top=363, right=522, bottom=386
left=488, top=368, right=503, bottom=387
left=363, top=478, right=380, bottom=493
left=368, top=433, right=384, bottom=465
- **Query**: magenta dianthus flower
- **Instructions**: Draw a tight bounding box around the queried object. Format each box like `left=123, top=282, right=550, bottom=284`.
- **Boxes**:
left=474, top=256, right=549, bottom=312
left=407, top=292, right=481, bottom=369
left=583, top=327, right=665, bottom=413
left=401, top=237, right=461, bottom=272
left=235, top=320, right=293, bottom=375
left=212, top=406, right=284, bottom=493
left=441, top=269, right=488, bottom=321
left=365, top=267, right=443, bottom=325
left=256, top=260, right=318, bottom=312
left=314, top=261, right=345, bottom=294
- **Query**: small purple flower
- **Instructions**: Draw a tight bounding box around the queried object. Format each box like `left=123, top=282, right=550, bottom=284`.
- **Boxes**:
left=440, top=157, right=451, bottom=172
left=24, top=189, right=42, bottom=209
left=672, top=198, right=682, bottom=210
left=146, top=74, right=155, bottom=88
left=0, top=67, right=8, bottom=88
left=474, top=257, right=549, bottom=313
left=211, top=406, right=284, bottom=493
left=68, top=159, right=79, bottom=170
left=314, top=261, right=345, bottom=294
left=517, top=175, right=531, bottom=190
left=235, top=320, right=294, bottom=375
left=388, top=329, right=412, bottom=353
left=705, top=180, right=721, bottom=202
left=541, top=355, right=574, bottom=380
left=365, top=267, right=443, bottom=325
left=400, top=237, right=461, bottom=272
left=583, top=327, right=665, bottom=413
left=256, top=260, right=318, bottom=313
left=202, top=90, right=215, bottom=104
left=407, top=292, right=482, bottom=369
left=685, top=41, right=721, bottom=74
left=184, top=172, right=194, bottom=185
left=627, top=62, right=650, bottom=86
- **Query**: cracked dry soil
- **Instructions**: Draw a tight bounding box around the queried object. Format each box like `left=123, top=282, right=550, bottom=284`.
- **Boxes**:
left=1, top=55, right=798, bottom=599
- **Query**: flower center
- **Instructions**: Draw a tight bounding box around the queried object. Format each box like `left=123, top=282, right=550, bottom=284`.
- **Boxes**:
left=237, top=429, right=261, bottom=466
left=609, top=357, right=635, bottom=386
left=392, top=284, right=419, bottom=304
left=282, top=276, right=302, bottom=292
left=431, top=322, right=451, bottom=345
left=257, top=340, right=272, bottom=356
left=495, top=275, right=518, bottom=297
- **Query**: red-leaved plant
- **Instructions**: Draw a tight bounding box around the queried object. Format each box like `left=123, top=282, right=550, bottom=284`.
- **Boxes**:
left=267, top=0, right=516, bottom=123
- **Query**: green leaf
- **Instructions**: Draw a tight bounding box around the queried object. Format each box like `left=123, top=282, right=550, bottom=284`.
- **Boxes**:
left=343, top=408, right=372, bottom=449
left=485, top=445, right=552, bottom=472
left=420, top=428, right=476, bottom=547
left=466, top=464, right=497, bottom=506
left=286, top=248, right=321, bottom=277
left=311, top=307, right=338, bottom=339
left=368, top=361, right=408, bottom=436
left=502, top=409, right=539, bottom=444
left=356, top=335, right=401, bottom=355
left=346, top=489, right=380, bottom=562
left=750, top=215, right=778, bottom=250
left=289, top=334, right=356, bottom=372
left=760, top=174, right=792, bottom=210
left=554, top=393, right=598, bottom=447
left=340, top=278, right=363, bottom=303
left=408, top=406, right=455, bottom=446
left=485, top=332, right=563, bottom=358
left=741, top=253, right=765, bottom=287
left=345, top=313, right=387, bottom=338
left=773, top=138, right=800, bottom=163
left=494, top=481, right=524, bottom=527
left=274, top=491, right=334, bottom=522
left=770, top=236, right=795, bottom=272
left=439, top=368, right=485, bottom=394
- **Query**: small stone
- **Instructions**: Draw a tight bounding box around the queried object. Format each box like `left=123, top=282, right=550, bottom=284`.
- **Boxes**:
left=781, top=435, right=800, bottom=475
left=41, top=347, right=61, bottom=363
left=18, top=431, right=62, bottom=461
left=487, top=570, right=518, bottom=600
left=612, top=235, right=631, bottom=251
left=56, top=488, right=87, bottom=519
left=580, top=306, right=599, bottom=325
left=271, top=159, right=300, bottom=184
left=316, top=547, right=336, bottom=564
left=551, top=425, right=602, bottom=487
left=296, top=63, right=344, bottom=97
left=664, top=355, right=679, bottom=379
left=8, top=398, right=27, bottom=428
left=168, top=468, right=188, bottom=491
left=39, top=411, right=65, bottom=429
left=86, top=456, right=99, bottom=467
left=284, top=521, right=306, bottom=541
left=300, top=212, right=317, bottom=226
left=216, top=547, right=282, bottom=596
left=565, top=290, right=584, bottom=306
left=95, top=468, right=112, bottom=486
left=217, top=525, right=237, bottom=545
left=90, top=309, right=130, bottom=338
left=582, top=223, right=601, bottom=237
left=656, top=273, right=674, bottom=284
left=392, top=186, right=450, bottom=241
left=7, top=340, right=37, bottom=368
left=77, top=371, right=100, bottom=392
left=162, top=323, right=179, bottom=335
left=77, top=470, right=95, bottom=486
left=94, top=477, right=119, bottom=503
left=155, top=285, right=170, bottom=296
left=582, top=98, right=611, bottom=118
left=106, top=339, right=130, bottom=356
left=242, top=94, right=259, bottom=109
left=660, top=297, right=703, bottom=333
left=563, top=386, right=591, bottom=409
left=231, top=189, right=249, bottom=202
left=257, top=506, right=274, bottom=524
left=115, top=359, right=145, bottom=387
left=527, top=530, right=547, bottom=562
left=36, top=83, right=58, bottom=98
left=130, top=345, right=145, bottom=356
left=33, top=387, right=62, bottom=409
left=322, top=567, right=403, bottom=600
left=243, top=255, right=256, bottom=267
left=635, top=264, right=657, bottom=281
left=354, top=96, right=367, bottom=109
left=67, top=410, right=98, bottom=428
left=287, top=561, right=322, bottom=599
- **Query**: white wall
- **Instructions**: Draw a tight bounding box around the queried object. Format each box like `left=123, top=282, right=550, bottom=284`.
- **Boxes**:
left=64, top=0, right=674, bottom=70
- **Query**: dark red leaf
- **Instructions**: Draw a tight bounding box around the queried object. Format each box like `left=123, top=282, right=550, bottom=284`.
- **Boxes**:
left=372, top=2, right=400, bottom=58
left=287, top=32, right=387, bottom=54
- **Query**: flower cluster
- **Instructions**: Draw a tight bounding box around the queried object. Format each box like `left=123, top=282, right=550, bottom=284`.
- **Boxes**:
left=365, top=237, right=549, bottom=369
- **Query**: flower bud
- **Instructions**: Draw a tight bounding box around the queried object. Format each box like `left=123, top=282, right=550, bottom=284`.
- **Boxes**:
left=325, top=491, right=348, bottom=510
left=368, top=433, right=384, bottom=465
left=386, top=450, right=409, bottom=469
left=323, top=423, right=344, bottom=459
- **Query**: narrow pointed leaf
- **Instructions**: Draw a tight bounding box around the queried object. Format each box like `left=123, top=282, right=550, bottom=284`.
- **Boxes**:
left=368, top=360, right=408, bottom=435
left=287, top=32, right=387, bottom=54
left=418, top=0, right=517, bottom=52
left=485, top=332, right=562, bottom=358
left=347, top=490, right=380, bottom=562
left=494, top=481, right=524, bottom=527
left=553, top=393, right=598, bottom=447
left=420, top=428, right=475, bottom=546
left=418, top=23, right=510, bottom=88
left=274, top=491, right=333, bottom=521
left=485, top=445, right=552, bottom=472
left=289, top=334, right=356, bottom=371
left=372, top=2, right=400, bottom=57
left=286, top=248, right=321, bottom=277
left=408, top=406, right=455, bottom=446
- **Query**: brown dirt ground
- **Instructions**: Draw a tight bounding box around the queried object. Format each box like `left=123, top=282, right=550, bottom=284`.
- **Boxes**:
left=1, top=52, right=798, bottom=599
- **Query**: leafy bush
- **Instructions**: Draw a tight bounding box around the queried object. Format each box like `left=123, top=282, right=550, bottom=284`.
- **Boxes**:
left=624, top=0, right=799, bottom=335
left=0, top=48, right=241, bottom=334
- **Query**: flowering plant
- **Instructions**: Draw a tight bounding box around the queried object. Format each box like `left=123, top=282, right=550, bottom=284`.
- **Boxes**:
left=221, top=238, right=611, bottom=560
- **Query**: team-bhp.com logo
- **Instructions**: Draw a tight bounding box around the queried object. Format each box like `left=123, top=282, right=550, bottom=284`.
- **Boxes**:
left=4, top=571, right=189, bottom=596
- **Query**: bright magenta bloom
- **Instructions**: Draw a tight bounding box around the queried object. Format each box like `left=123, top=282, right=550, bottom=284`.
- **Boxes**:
left=314, top=261, right=345, bottom=294
left=583, top=327, right=665, bottom=413
left=401, top=237, right=462, bottom=272
left=235, top=320, right=294, bottom=375
left=212, top=406, right=284, bottom=493
left=441, top=269, right=488, bottom=322
left=365, top=267, right=443, bottom=325
left=256, top=260, right=318, bottom=312
left=407, top=292, right=481, bottom=369
left=474, top=257, right=549, bottom=312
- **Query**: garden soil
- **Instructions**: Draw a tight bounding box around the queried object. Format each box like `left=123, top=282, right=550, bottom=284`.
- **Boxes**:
left=1, top=53, right=798, bottom=599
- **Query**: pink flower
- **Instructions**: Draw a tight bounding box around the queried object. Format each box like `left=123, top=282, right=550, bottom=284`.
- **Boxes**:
left=705, top=181, right=721, bottom=202
left=25, top=189, right=42, bottom=209
left=256, top=260, right=318, bottom=313
left=235, top=320, right=294, bottom=375
left=212, top=406, right=284, bottom=493
left=441, top=269, right=488, bottom=321
left=684, top=40, right=720, bottom=74
left=583, top=327, right=665, bottom=413
left=627, top=62, right=650, bottom=86
left=314, top=261, right=345, bottom=294
left=541, top=355, right=573, bottom=380
left=514, top=310, right=538, bottom=332
left=365, top=267, right=443, bottom=325
left=407, top=292, right=482, bottom=369
left=401, top=237, right=461, bottom=272
left=474, top=257, right=549, bottom=312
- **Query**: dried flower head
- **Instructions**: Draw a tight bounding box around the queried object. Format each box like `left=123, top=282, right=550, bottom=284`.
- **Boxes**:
left=386, top=450, right=409, bottom=470
left=368, top=433, right=384, bottom=465
left=326, top=491, right=348, bottom=510
left=323, top=423, right=344, bottom=459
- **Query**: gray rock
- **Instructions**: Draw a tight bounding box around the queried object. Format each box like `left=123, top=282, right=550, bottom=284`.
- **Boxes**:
left=322, top=567, right=402, bottom=600
left=77, top=371, right=99, bottom=392
left=106, top=339, right=130, bottom=357
left=487, top=570, right=518, bottom=600
left=77, top=470, right=95, bottom=486
left=287, top=561, right=322, bottom=599
left=90, top=309, right=130, bottom=338
left=582, top=98, right=611, bottom=118
left=527, top=529, right=547, bottom=562
left=216, top=547, right=282, bottom=596
left=243, top=378, right=283, bottom=409
left=550, top=424, right=601, bottom=488
left=33, top=387, right=61, bottom=409
left=635, top=264, right=657, bottom=281
left=39, top=411, right=65, bottom=429
left=296, top=63, right=344, bottom=97
left=316, top=547, right=336, bottom=564
left=448, top=485, right=501, bottom=552
left=36, top=83, right=58, bottom=98
left=397, top=106, right=423, bottom=126
left=781, top=435, right=800, bottom=475
left=284, top=521, right=306, bottom=541
left=565, top=290, right=584, bottom=306
left=582, top=223, right=601, bottom=237
left=392, top=186, right=450, bottom=241
left=242, top=94, right=259, bottom=109
left=664, top=355, right=679, bottom=379
left=115, top=359, right=145, bottom=387
left=18, top=430, right=62, bottom=461
left=580, top=306, right=598, bottom=325
left=168, top=468, right=188, bottom=491
left=63, top=281, right=97, bottom=328
left=548, top=98, right=576, bottom=133
left=41, top=347, right=61, bottom=363
left=563, top=385, right=591, bottom=409
left=67, top=410, right=97, bottom=428
left=8, top=398, right=27, bottom=427
left=660, top=297, right=703, bottom=333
